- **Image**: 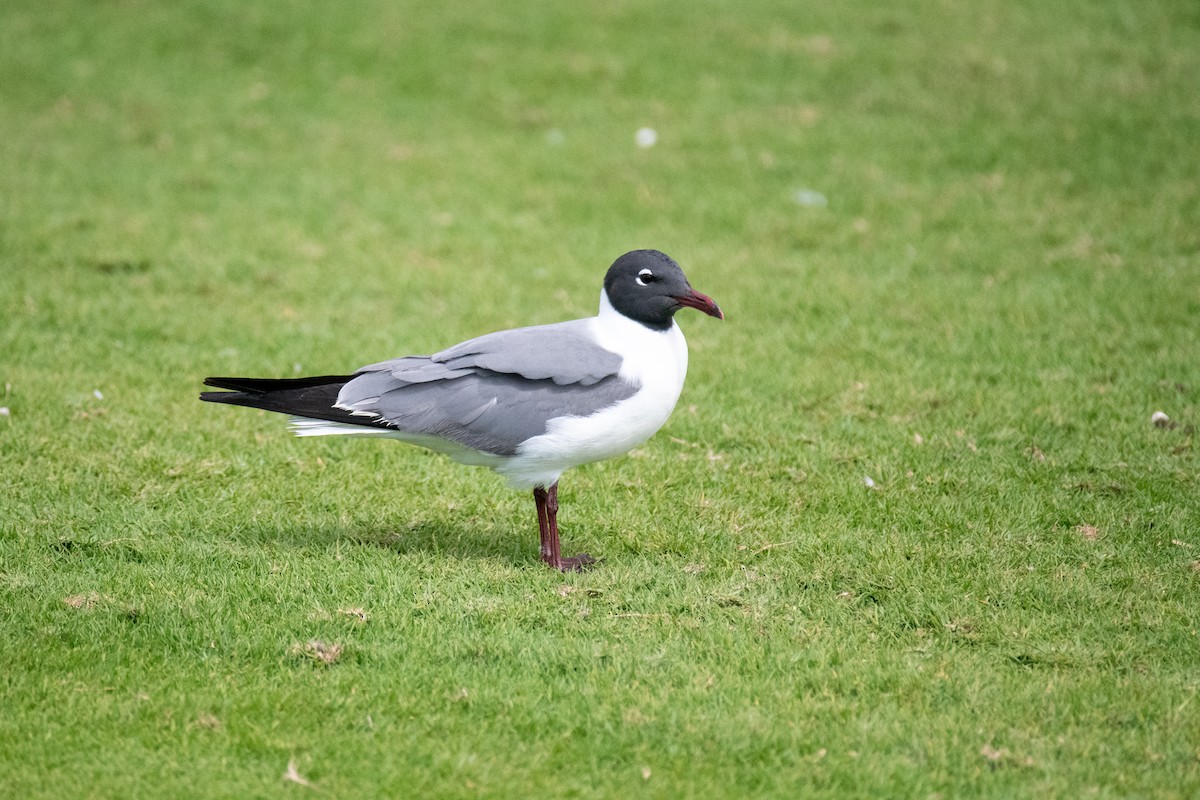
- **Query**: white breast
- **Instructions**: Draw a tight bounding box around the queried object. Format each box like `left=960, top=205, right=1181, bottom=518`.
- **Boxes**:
left=496, top=292, right=689, bottom=489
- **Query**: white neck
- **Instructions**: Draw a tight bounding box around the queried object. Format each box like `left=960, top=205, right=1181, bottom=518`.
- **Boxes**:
left=593, top=288, right=688, bottom=384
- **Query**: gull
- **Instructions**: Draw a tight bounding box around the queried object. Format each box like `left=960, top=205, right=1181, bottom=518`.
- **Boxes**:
left=201, top=249, right=723, bottom=570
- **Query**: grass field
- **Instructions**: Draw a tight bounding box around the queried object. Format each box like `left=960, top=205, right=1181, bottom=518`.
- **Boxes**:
left=3, top=0, right=1199, bottom=796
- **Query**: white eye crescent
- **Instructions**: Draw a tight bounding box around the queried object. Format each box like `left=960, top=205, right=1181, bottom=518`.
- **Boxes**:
left=636, top=269, right=654, bottom=286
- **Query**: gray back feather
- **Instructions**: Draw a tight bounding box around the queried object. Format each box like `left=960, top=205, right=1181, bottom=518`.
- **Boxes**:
left=339, top=319, right=636, bottom=456
left=431, top=320, right=622, bottom=386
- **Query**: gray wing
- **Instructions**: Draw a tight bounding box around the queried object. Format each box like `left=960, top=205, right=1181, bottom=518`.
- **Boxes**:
left=338, top=319, right=637, bottom=456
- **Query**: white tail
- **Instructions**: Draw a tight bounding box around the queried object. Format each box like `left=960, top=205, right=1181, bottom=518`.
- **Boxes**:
left=287, top=417, right=394, bottom=438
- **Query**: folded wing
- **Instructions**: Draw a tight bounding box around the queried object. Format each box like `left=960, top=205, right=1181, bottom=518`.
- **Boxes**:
left=336, top=319, right=637, bottom=456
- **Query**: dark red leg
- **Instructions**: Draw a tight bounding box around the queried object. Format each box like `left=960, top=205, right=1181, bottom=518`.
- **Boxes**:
left=532, top=482, right=596, bottom=572
left=533, top=485, right=553, bottom=563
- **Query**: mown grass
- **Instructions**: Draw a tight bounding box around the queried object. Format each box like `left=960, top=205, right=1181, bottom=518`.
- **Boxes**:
left=2, top=0, right=1199, bottom=796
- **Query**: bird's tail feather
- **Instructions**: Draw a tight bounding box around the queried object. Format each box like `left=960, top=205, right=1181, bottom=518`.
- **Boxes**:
left=200, top=374, right=393, bottom=431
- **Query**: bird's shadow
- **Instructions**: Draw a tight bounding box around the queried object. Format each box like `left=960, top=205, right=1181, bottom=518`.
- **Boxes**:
left=349, top=519, right=532, bottom=566
left=241, top=516, right=533, bottom=568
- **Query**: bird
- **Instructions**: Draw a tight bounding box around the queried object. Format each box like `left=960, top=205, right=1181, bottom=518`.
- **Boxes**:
left=200, top=249, right=723, bottom=571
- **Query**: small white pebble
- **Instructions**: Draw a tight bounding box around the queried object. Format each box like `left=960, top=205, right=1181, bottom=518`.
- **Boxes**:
left=793, top=188, right=829, bottom=207
left=93, top=389, right=104, bottom=400
left=635, top=127, right=658, bottom=148
left=864, top=475, right=876, bottom=489
left=1151, top=411, right=1170, bottom=428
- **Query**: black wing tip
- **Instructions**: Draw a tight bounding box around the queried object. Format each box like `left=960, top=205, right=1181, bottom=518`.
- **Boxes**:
left=202, top=374, right=357, bottom=393
left=199, top=389, right=250, bottom=404
left=198, top=375, right=385, bottom=430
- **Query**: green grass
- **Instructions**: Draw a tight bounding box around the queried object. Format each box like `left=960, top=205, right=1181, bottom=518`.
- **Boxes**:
left=3, top=0, right=1199, bottom=796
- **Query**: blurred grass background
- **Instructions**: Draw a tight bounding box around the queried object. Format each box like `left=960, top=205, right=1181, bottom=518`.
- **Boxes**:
left=2, top=0, right=1198, bottom=797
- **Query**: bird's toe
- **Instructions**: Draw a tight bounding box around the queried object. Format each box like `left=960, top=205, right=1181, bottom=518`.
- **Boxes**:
left=557, top=553, right=599, bottom=572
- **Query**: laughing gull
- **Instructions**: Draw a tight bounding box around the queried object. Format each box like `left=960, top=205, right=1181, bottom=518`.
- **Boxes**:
left=201, top=249, right=723, bottom=571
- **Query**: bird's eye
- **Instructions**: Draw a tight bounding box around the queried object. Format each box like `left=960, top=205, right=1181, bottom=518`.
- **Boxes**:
left=636, top=269, right=655, bottom=286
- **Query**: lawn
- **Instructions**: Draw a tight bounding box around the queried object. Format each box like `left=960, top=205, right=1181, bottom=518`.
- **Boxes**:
left=2, top=0, right=1199, bottom=796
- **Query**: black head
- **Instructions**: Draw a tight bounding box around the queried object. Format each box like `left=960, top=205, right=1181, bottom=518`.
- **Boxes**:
left=602, top=250, right=723, bottom=330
